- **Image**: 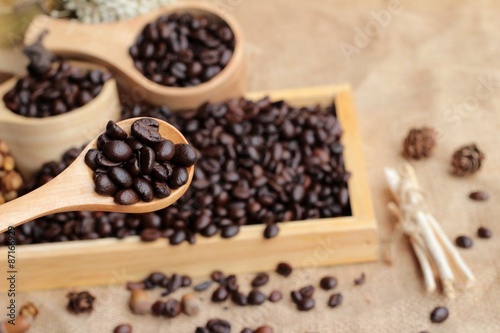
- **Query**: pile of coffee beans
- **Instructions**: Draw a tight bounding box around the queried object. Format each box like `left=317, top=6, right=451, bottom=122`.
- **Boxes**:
left=290, top=285, right=315, bottom=311
left=85, top=119, right=197, bottom=205
left=3, top=61, right=110, bottom=118
left=129, top=12, right=235, bottom=87
left=2, top=96, right=350, bottom=246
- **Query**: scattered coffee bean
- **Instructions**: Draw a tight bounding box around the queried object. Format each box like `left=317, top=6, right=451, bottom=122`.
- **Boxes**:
left=469, top=191, right=489, bottom=201
left=263, top=224, right=279, bottom=239
left=327, top=293, right=343, bottom=308
left=248, top=289, right=266, bottom=305
left=299, top=285, right=315, bottom=299
left=66, top=291, right=96, bottom=314
left=254, top=326, right=274, bottom=333
left=268, top=290, right=282, bottom=303
left=231, top=291, right=248, bottom=306
left=354, top=273, right=366, bottom=286
left=86, top=119, right=197, bottom=205
left=140, top=228, right=160, bottom=242
left=225, top=275, right=239, bottom=293
left=182, top=275, right=193, bottom=287
left=205, top=318, right=231, bottom=333
left=477, top=226, right=493, bottom=239
left=276, top=262, right=293, bottom=277
left=297, top=297, right=315, bottom=311
left=212, top=286, right=229, bottom=303
left=129, top=289, right=151, bottom=315
left=455, top=235, right=473, bottom=248
left=430, top=306, right=449, bottom=323
left=251, top=273, right=270, bottom=288
left=182, top=293, right=202, bottom=316
left=113, top=324, right=132, bottom=333
left=320, top=276, right=338, bottom=290
left=290, top=290, right=302, bottom=304
left=151, top=300, right=166, bottom=316
left=211, top=271, right=225, bottom=283
left=130, top=13, right=235, bottom=87
left=194, top=280, right=213, bottom=292
left=164, top=298, right=181, bottom=318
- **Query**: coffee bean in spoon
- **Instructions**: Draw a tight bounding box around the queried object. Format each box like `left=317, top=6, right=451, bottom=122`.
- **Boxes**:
left=85, top=118, right=196, bottom=205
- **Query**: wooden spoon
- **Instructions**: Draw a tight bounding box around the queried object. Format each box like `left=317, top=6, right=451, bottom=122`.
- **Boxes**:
left=24, top=1, right=246, bottom=109
left=0, top=117, right=194, bottom=233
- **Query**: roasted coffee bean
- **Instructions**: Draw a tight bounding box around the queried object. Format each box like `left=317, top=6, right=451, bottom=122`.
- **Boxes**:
left=132, top=118, right=162, bottom=144
left=148, top=272, right=167, bottom=286
left=469, top=191, right=489, bottom=201
left=195, top=328, right=210, bottom=333
left=254, top=326, right=273, bottom=333
left=455, top=235, right=473, bottom=248
left=151, top=301, right=166, bottom=316
left=66, top=291, right=96, bottom=314
left=297, top=298, right=315, bottom=311
left=130, top=13, right=234, bottom=87
left=125, top=137, right=144, bottom=150
left=211, top=271, right=225, bottom=283
left=94, top=174, right=118, bottom=196
left=276, top=262, right=293, bottom=277
left=231, top=291, right=247, bottom=306
left=96, top=151, right=122, bottom=167
left=251, top=273, right=269, bottom=288
left=354, top=273, right=366, bottom=286
left=139, top=146, right=156, bottom=175
left=263, top=224, right=279, bottom=239
left=290, top=291, right=302, bottom=304
left=4, top=59, right=109, bottom=118
left=170, top=230, right=187, bottom=245
left=477, top=226, right=493, bottom=239
left=172, top=143, right=198, bottom=167
left=430, top=306, right=449, bottom=323
left=181, top=275, right=192, bottom=287
left=153, top=181, right=171, bottom=198
left=221, top=225, right=240, bottom=238
left=268, top=290, right=282, bottom=303
left=225, top=275, right=239, bottom=293
left=167, top=273, right=183, bottom=294
left=113, top=324, right=132, bottom=333
left=133, top=177, right=154, bottom=202
left=194, top=280, right=212, bottom=292
left=320, top=276, right=337, bottom=290
left=327, top=293, right=343, bottom=308
left=168, top=167, right=189, bottom=188
left=164, top=299, right=181, bottom=318
left=103, top=141, right=134, bottom=163
left=211, top=286, right=229, bottom=302
left=247, top=289, right=266, bottom=305
left=106, top=120, right=128, bottom=140
left=155, top=140, right=175, bottom=161
left=84, top=149, right=99, bottom=170
left=109, top=167, right=133, bottom=188
left=206, top=319, right=231, bottom=333
left=115, top=189, right=140, bottom=205
left=140, top=228, right=161, bottom=242
left=299, top=285, right=315, bottom=299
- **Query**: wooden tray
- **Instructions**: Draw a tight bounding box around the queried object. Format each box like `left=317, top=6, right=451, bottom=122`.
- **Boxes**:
left=0, top=85, right=377, bottom=291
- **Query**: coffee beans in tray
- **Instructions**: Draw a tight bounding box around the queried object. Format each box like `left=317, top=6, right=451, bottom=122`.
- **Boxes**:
left=3, top=96, right=350, bottom=245
left=85, top=119, right=197, bottom=205
left=2, top=33, right=110, bottom=118
left=129, top=12, right=235, bottom=87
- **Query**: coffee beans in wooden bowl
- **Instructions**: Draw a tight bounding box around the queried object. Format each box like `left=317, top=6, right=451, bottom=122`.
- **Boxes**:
left=129, top=12, right=235, bottom=87
left=2, top=33, right=110, bottom=118
left=85, top=119, right=197, bottom=205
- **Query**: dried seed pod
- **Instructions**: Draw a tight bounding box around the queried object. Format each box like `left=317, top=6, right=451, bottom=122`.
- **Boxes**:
left=402, top=127, right=437, bottom=160
left=66, top=290, right=96, bottom=314
left=0, top=302, right=39, bottom=333
left=181, top=293, right=202, bottom=316
left=451, top=144, right=484, bottom=176
left=2, top=172, right=23, bottom=192
left=129, top=289, right=151, bottom=315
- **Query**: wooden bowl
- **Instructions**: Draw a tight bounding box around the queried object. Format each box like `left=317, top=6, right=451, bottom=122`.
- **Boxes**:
left=0, top=69, right=120, bottom=177
left=25, top=1, right=247, bottom=110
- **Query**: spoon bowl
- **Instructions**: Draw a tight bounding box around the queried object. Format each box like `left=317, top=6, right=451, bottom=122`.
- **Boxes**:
left=25, top=1, right=246, bottom=109
left=0, top=117, right=194, bottom=233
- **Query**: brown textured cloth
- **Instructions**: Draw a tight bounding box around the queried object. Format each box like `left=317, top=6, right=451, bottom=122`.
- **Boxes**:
left=10, top=0, right=500, bottom=332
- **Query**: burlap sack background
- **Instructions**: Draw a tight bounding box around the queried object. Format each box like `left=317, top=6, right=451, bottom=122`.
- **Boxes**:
left=7, top=0, right=500, bottom=332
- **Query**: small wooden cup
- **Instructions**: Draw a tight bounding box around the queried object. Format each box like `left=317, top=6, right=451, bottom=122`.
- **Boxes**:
left=25, top=1, right=247, bottom=110
left=0, top=67, right=120, bottom=177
